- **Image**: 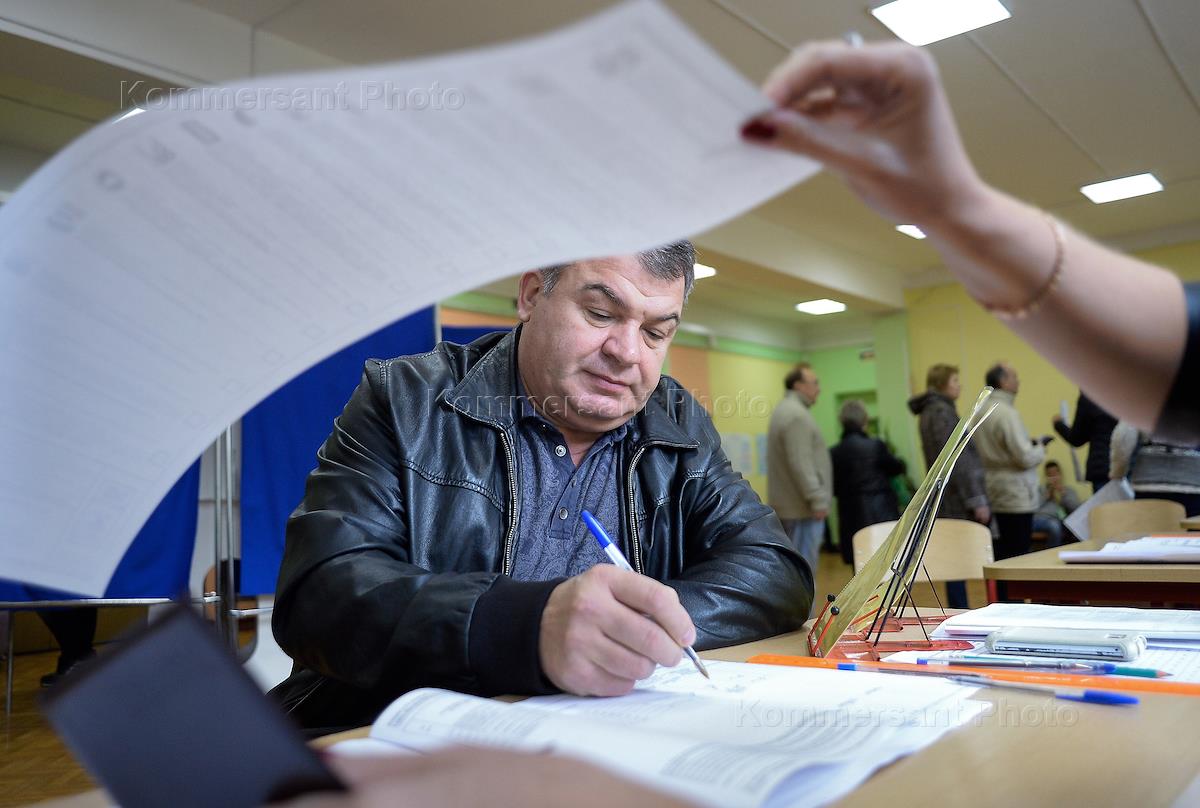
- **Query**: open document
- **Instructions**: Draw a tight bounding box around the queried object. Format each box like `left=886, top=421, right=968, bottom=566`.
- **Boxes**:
left=362, top=661, right=989, bottom=808
left=0, top=0, right=819, bottom=594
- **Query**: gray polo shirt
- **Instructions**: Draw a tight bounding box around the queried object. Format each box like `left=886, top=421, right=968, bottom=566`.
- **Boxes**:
left=508, top=383, right=631, bottom=582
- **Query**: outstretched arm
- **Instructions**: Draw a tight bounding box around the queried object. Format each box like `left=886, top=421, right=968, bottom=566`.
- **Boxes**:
left=744, top=42, right=1189, bottom=437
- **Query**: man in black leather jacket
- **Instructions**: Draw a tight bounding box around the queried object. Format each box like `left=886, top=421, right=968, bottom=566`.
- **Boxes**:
left=270, top=244, right=812, bottom=730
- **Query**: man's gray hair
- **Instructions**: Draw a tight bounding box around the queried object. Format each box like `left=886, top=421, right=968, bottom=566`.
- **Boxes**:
left=839, top=399, right=870, bottom=430
left=538, top=241, right=696, bottom=303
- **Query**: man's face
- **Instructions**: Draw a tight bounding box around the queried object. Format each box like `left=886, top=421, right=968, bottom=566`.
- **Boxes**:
left=515, top=256, right=684, bottom=439
left=941, top=373, right=961, bottom=401
left=1046, top=465, right=1062, bottom=489
left=1003, top=365, right=1020, bottom=394
left=794, top=369, right=820, bottom=406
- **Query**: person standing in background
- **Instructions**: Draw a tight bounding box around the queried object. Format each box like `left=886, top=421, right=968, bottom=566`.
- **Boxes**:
left=830, top=400, right=905, bottom=567
left=907, top=363, right=990, bottom=607
left=1053, top=392, right=1117, bottom=494
left=1110, top=422, right=1200, bottom=515
left=975, top=363, right=1050, bottom=559
left=767, top=362, right=831, bottom=585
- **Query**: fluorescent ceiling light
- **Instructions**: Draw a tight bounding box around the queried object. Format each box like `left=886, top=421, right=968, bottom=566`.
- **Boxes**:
left=1080, top=173, right=1163, bottom=204
left=795, top=299, right=846, bottom=316
left=871, top=0, right=1011, bottom=46
left=896, top=224, right=926, bottom=240
left=693, top=263, right=718, bottom=279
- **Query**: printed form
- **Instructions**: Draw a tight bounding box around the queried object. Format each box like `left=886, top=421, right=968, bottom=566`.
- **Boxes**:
left=364, top=661, right=988, bottom=808
left=0, top=0, right=819, bottom=593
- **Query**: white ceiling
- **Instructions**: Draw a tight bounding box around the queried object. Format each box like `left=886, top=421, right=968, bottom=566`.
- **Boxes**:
left=4, top=0, right=1199, bottom=344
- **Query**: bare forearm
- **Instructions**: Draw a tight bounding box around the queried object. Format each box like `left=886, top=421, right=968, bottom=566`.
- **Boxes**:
left=926, top=186, right=1187, bottom=431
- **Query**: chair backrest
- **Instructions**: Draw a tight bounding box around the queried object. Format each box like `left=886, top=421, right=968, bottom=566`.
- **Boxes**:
left=1089, top=498, right=1187, bottom=541
left=853, top=519, right=994, bottom=581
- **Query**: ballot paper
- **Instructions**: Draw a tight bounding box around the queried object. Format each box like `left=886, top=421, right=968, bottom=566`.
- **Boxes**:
left=934, top=603, right=1200, bottom=642
left=0, top=0, right=819, bottom=594
left=364, top=660, right=988, bottom=808
left=1060, top=536, right=1200, bottom=563
left=1062, top=477, right=1134, bottom=541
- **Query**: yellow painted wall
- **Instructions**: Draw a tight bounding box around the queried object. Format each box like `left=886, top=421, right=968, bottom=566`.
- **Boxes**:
left=904, top=238, right=1200, bottom=487
left=706, top=351, right=793, bottom=498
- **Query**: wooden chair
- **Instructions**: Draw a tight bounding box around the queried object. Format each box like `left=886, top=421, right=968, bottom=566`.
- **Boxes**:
left=1089, top=498, right=1187, bottom=541
left=852, top=519, right=995, bottom=599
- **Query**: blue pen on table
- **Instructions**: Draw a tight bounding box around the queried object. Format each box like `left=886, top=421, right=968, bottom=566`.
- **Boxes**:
left=834, top=660, right=1138, bottom=706
left=947, top=674, right=1139, bottom=706
left=580, top=510, right=709, bottom=680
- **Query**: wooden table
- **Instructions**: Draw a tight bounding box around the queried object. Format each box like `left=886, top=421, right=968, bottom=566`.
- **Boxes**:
left=984, top=537, right=1200, bottom=604
left=309, top=624, right=1200, bottom=807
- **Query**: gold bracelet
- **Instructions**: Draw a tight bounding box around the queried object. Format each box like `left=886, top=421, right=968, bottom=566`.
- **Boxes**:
left=982, top=214, right=1065, bottom=321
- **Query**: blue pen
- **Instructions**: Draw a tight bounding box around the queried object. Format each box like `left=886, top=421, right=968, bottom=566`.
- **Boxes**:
left=831, top=661, right=1137, bottom=706
left=580, top=510, right=709, bottom=679
left=947, top=674, right=1139, bottom=706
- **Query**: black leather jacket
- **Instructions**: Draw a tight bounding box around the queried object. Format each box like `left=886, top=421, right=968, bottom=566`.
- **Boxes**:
left=271, top=329, right=811, bottom=729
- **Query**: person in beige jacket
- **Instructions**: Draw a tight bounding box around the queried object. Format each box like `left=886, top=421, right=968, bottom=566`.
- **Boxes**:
left=975, top=363, right=1049, bottom=559
left=767, top=362, right=832, bottom=585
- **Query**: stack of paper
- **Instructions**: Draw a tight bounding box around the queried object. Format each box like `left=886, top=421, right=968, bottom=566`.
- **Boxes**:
left=934, top=603, right=1200, bottom=643
left=1060, top=536, right=1200, bottom=563
left=355, top=661, right=988, bottom=808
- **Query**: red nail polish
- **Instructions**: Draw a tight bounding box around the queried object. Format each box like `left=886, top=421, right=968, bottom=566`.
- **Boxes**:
left=740, top=120, right=777, bottom=141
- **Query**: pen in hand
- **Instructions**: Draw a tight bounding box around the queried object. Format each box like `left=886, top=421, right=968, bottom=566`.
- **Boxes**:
left=580, top=510, right=710, bottom=680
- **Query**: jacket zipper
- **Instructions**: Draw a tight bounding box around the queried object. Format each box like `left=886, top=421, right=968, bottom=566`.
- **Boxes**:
left=624, top=439, right=695, bottom=576
left=625, top=445, right=649, bottom=575
left=499, top=429, right=519, bottom=576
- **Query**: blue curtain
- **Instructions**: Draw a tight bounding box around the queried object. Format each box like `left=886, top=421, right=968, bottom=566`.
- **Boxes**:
left=239, top=308, right=438, bottom=595
left=0, top=460, right=201, bottom=601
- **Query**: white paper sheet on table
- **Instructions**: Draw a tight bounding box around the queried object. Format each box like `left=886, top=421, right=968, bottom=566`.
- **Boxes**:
left=1060, top=536, right=1200, bottom=563
left=366, top=660, right=988, bottom=808
left=0, top=0, right=820, bottom=594
left=934, top=603, right=1200, bottom=642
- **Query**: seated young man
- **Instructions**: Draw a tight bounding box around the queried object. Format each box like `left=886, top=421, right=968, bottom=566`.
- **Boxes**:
left=269, top=243, right=812, bottom=729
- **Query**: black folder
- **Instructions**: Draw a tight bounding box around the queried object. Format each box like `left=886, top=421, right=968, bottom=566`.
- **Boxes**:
left=41, top=604, right=344, bottom=807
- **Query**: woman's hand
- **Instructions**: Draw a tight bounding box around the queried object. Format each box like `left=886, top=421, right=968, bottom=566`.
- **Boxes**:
left=744, top=41, right=985, bottom=229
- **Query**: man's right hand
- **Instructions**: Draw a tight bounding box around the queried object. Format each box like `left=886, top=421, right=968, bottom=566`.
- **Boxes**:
left=811, top=509, right=829, bottom=521
left=538, top=565, right=695, bottom=697
left=973, top=505, right=991, bottom=525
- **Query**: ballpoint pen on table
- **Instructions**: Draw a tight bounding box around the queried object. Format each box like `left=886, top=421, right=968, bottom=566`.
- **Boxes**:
left=821, top=659, right=1138, bottom=706
left=946, top=674, right=1139, bottom=706
left=917, top=657, right=1171, bottom=678
left=580, top=510, right=709, bottom=680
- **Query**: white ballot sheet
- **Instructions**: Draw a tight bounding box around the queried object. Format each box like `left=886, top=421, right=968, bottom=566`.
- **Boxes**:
left=935, top=603, right=1200, bottom=641
left=0, top=0, right=819, bottom=594
left=368, top=661, right=987, bottom=808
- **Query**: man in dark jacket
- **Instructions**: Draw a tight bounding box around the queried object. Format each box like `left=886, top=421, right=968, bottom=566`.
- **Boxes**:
left=1052, top=392, right=1117, bottom=493
left=830, top=400, right=905, bottom=566
left=907, top=363, right=991, bottom=607
left=270, top=243, right=812, bottom=730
